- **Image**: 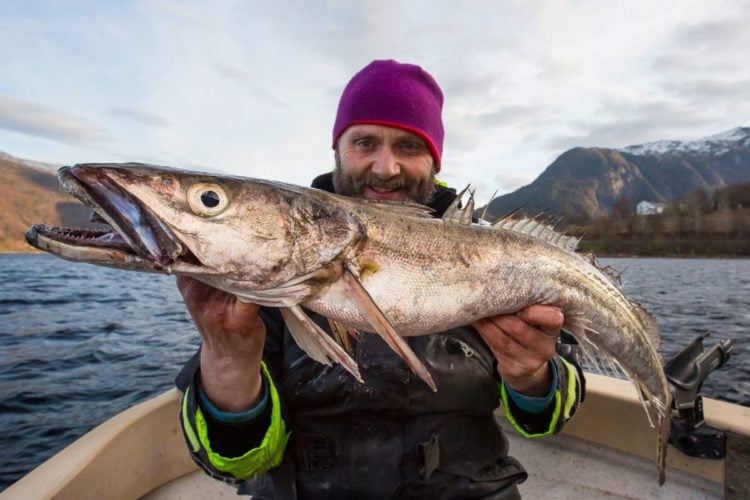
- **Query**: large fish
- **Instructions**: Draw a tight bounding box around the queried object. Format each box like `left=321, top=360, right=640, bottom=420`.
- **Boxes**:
left=26, top=163, right=672, bottom=484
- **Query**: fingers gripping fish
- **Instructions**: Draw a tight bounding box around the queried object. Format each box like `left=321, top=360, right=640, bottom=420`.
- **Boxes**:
left=26, top=163, right=672, bottom=484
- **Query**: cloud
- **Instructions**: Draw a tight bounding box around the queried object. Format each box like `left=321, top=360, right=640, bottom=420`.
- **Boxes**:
left=0, top=95, right=111, bottom=145
left=672, top=16, right=750, bottom=52
left=468, top=104, right=553, bottom=129
left=211, top=62, right=288, bottom=107
left=211, top=62, right=250, bottom=83
left=493, top=173, right=533, bottom=192
left=650, top=8, right=750, bottom=81
left=440, top=71, right=508, bottom=104
left=662, top=78, right=750, bottom=104
left=536, top=50, right=583, bottom=80
left=110, top=106, right=170, bottom=127
left=546, top=99, right=713, bottom=151
left=649, top=53, right=737, bottom=76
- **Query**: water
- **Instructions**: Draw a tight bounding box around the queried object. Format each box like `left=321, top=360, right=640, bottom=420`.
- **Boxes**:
left=602, top=257, right=749, bottom=406
left=0, top=255, right=748, bottom=490
left=0, top=255, right=200, bottom=491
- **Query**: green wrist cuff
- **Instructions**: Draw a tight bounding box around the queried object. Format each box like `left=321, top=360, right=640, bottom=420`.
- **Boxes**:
left=182, top=361, right=290, bottom=479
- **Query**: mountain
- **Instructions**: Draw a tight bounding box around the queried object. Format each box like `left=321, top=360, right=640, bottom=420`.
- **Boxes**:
left=482, top=127, right=750, bottom=223
left=0, top=152, right=97, bottom=253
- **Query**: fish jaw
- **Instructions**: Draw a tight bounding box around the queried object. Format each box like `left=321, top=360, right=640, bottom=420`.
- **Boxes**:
left=26, top=224, right=163, bottom=271
left=26, top=164, right=194, bottom=272
left=64, top=165, right=183, bottom=264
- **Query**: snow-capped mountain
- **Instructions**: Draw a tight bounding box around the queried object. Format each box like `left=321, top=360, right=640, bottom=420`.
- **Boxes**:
left=620, top=127, right=750, bottom=157
left=482, top=126, right=750, bottom=222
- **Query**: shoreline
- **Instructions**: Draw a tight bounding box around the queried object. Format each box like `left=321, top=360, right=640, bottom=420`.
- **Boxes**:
left=596, top=253, right=750, bottom=259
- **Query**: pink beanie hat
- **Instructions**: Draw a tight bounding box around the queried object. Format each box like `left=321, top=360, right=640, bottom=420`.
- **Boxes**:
left=332, top=59, right=445, bottom=170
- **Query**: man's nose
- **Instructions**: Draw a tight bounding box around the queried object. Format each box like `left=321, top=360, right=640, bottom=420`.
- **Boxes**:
left=370, top=147, right=400, bottom=178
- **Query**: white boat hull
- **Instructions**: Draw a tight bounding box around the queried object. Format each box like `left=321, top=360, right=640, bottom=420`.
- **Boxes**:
left=3, top=374, right=748, bottom=499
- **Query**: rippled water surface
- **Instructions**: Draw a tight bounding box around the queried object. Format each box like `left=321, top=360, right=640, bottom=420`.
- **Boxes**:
left=0, top=255, right=200, bottom=490
left=0, top=255, right=748, bottom=490
left=603, top=257, right=749, bottom=406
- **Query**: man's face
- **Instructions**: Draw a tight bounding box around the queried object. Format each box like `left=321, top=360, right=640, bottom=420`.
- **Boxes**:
left=333, top=124, right=436, bottom=204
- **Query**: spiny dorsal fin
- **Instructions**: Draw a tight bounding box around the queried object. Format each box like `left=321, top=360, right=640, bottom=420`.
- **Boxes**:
left=478, top=190, right=499, bottom=224
left=599, top=264, right=624, bottom=285
left=583, top=252, right=624, bottom=286
left=443, top=185, right=475, bottom=225
left=493, top=215, right=580, bottom=252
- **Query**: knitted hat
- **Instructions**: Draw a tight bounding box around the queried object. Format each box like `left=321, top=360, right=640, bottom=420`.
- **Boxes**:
left=332, top=59, right=445, bottom=170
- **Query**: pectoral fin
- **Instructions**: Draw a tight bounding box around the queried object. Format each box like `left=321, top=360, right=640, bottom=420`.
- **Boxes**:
left=280, top=306, right=363, bottom=383
left=342, top=266, right=436, bottom=392
left=327, top=318, right=356, bottom=355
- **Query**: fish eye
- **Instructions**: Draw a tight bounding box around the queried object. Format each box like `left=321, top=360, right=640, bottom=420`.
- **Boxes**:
left=187, top=183, right=229, bottom=217
left=201, top=190, right=220, bottom=208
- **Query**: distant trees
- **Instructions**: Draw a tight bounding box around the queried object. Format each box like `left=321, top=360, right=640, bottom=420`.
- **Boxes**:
left=574, top=183, right=750, bottom=255
left=714, top=182, right=750, bottom=210
left=611, top=195, right=633, bottom=220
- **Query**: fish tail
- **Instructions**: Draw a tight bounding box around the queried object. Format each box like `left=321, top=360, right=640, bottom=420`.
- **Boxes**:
left=563, top=309, right=671, bottom=485
left=657, top=393, right=672, bottom=486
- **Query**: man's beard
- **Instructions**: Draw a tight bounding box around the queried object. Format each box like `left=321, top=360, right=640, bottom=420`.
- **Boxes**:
left=332, top=156, right=437, bottom=205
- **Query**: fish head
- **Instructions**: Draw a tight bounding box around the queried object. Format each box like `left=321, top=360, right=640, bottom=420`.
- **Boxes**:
left=26, top=163, right=348, bottom=286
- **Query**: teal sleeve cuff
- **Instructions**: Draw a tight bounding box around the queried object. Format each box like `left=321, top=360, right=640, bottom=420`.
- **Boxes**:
left=197, top=378, right=269, bottom=424
left=504, top=361, right=558, bottom=414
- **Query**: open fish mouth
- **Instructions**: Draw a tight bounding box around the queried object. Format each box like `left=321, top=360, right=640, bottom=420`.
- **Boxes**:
left=26, top=165, right=190, bottom=270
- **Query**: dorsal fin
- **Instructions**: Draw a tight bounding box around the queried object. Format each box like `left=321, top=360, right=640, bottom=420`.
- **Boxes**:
left=478, top=190, right=498, bottom=224
left=583, top=252, right=624, bottom=286
left=442, top=185, right=475, bottom=225
left=493, top=215, right=580, bottom=252
left=599, top=264, right=624, bottom=285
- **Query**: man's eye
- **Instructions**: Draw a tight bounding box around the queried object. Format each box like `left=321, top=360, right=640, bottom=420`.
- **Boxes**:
left=401, top=141, right=423, bottom=152
left=355, top=139, right=373, bottom=148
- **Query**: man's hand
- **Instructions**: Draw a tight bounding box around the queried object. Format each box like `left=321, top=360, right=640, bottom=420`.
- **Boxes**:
left=177, top=276, right=266, bottom=413
left=473, top=305, right=563, bottom=397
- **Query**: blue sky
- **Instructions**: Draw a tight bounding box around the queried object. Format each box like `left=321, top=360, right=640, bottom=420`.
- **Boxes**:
left=1, top=0, right=749, bottom=203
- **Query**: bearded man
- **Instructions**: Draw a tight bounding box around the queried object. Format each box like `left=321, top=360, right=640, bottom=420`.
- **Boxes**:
left=176, top=59, right=584, bottom=499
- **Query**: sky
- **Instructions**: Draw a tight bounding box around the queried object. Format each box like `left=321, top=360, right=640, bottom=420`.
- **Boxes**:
left=1, top=0, right=749, bottom=204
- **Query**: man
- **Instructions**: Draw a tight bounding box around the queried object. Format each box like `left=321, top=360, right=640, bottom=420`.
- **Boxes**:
left=176, top=60, right=584, bottom=499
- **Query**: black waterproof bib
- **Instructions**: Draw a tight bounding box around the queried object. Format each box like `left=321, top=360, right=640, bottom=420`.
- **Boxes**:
left=252, top=308, right=526, bottom=499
